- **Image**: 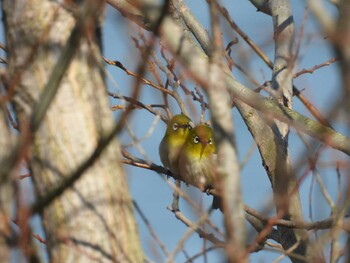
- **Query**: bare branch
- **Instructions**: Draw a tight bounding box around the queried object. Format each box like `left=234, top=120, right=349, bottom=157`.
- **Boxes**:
left=167, top=208, right=224, bottom=247
left=133, top=200, right=169, bottom=257
left=104, top=57, right=173, bottom=96
left=294, top=57, right=339, bottom=79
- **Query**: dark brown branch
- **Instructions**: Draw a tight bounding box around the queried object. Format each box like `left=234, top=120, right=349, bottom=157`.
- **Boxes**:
left=121, top=148, right=172, bottom=177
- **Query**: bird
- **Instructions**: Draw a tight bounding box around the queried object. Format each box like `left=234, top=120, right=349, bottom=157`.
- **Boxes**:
left=178, top=124, right=221, bottom=210
left=159, top=114, right=194, bottom=211
left=159, top=114, right=194, bottom=176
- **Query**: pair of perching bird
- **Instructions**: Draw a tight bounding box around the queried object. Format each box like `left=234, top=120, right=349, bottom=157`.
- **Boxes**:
left=159, top=114, right=220, bottom=210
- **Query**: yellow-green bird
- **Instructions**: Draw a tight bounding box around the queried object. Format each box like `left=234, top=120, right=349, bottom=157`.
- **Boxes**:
left=179, top=124, right=221, bottom=210
left=159, top=114, right=194, bottom=175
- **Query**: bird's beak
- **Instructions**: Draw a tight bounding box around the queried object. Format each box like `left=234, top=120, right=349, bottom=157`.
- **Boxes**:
left=199, top=141, right=207, bottom=158
left=181, top=126, right=188, bottom=136
left=180, top=124, right=192, bottom=136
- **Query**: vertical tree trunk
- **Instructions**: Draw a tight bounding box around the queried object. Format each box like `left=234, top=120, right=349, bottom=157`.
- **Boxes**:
left=2, top=1, right=143, bottom=262
left=0, top=105, right=14, bottom=262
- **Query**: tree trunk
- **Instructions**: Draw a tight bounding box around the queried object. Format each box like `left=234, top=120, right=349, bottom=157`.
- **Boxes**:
left=2, top=1, right=143, bottom=262
left=0, top=105, right=14, bottom=262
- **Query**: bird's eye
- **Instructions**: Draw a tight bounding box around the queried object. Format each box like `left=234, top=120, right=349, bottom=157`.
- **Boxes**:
left=172, top=123, right=179, bottom=131
left=193, top=136, right=200, bottom=144
left=208, top=138, right=213, bottom=145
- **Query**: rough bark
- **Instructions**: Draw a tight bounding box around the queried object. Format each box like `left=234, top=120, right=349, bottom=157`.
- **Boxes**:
left=2, top=1, right=143, bottom=262
left=0, top=104, right=14, bottom=262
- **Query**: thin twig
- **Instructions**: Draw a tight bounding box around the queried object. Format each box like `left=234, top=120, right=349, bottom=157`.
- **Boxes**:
left=166, top=209, right=214, bottom=262
left=133, top=200, right=169, bottom=257
left=314, top=169, right=335, bottom=209
left=17, top=174, right=31, bottom=180
left=293, top=57, right=339, bottom=79
left=215, top=2, right=273, bottom=67
left=183, top=246, right=219, bottom=263
left=108, top=91, right=167, bottom=122
left=5, top=107, right=18, bottom=130
left=103, top=57, right=173, bottom=96
left=167, top=208, right=224, bottom=249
